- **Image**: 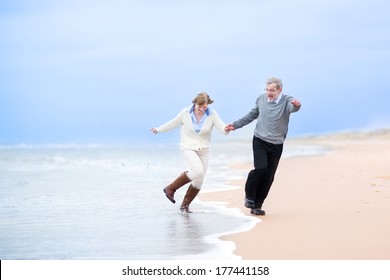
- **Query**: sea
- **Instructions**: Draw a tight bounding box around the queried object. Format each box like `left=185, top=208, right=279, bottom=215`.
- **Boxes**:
left=0, top=139, right=327, bottom=260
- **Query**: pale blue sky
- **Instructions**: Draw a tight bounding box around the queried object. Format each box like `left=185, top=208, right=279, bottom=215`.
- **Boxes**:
left=1, top=0, right=389, bottom=144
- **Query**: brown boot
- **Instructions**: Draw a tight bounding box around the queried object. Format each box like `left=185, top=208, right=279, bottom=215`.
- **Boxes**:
left=180, top=185, right=200, bottom=213
left=163, top=172, right=191, bottom=203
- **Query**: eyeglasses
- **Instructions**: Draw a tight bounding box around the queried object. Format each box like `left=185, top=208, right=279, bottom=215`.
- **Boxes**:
left=265, top=88, right=279, bottom=93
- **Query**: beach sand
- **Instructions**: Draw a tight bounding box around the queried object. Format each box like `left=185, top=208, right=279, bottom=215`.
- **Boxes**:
left=201, top=129, right=390, bottom=259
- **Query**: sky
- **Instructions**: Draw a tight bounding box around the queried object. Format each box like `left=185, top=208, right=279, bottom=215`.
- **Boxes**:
left=1, top=0, right=390, bottom=144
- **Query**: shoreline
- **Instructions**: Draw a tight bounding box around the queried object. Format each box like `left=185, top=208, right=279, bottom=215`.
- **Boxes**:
left=200, top=129, right=390, bottom=259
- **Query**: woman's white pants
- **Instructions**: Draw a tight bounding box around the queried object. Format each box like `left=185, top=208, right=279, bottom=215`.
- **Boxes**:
left=181, top=149, right=209, bottom=190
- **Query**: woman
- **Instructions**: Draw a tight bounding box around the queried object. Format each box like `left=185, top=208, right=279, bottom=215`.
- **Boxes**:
left=150, top=92, right=229, bottom=213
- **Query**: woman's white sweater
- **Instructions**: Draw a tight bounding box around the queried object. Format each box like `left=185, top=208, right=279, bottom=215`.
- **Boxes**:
left=156, top=106, right=228, bottom=150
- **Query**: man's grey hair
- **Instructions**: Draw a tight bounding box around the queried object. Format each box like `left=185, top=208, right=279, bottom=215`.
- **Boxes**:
left=266, top=77, right=283, bottom=89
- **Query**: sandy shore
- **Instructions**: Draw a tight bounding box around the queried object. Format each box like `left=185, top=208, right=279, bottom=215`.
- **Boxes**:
left=201, top=129, right=390, bottom=259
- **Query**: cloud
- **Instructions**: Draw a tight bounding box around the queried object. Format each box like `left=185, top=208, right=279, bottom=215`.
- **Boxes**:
left=1, top=0, right=390, bottom=143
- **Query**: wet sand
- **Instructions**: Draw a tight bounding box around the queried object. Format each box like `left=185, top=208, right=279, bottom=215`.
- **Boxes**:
left=201, top=129, right=390, bottom=259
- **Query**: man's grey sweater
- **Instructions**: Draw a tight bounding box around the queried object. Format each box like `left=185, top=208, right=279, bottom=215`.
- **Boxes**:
left=233, top=94, right=300, bottom=145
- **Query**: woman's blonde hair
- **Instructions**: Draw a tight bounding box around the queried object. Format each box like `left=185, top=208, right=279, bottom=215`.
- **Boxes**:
left=192, top=92, right=214, bottom=105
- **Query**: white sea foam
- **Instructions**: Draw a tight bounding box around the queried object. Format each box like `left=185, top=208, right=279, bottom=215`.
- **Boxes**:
left=0, top=140, right=327, bottom=259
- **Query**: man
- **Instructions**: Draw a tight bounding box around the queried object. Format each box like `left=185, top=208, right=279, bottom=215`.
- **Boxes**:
left=226, top=77, right=301, bottom=215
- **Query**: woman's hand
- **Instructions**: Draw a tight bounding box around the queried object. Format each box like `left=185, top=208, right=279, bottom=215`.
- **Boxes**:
left=150, top=128, right=158, bottom=134
left=225, top=124, right=236, bottom=131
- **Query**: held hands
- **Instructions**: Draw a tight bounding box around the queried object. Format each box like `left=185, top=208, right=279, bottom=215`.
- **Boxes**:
left=225, top=124, right=236, bottom=131
left=291, top=99, right=301, bottom=107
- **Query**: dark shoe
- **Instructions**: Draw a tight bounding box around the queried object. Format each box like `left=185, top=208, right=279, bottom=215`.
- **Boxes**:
left=250, top=208, right=266, bottom=216
left=244, top=198, right=255, bottom=209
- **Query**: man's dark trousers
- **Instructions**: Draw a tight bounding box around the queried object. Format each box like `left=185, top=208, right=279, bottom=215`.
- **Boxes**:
left=245, top=136, right=283, bottom=207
